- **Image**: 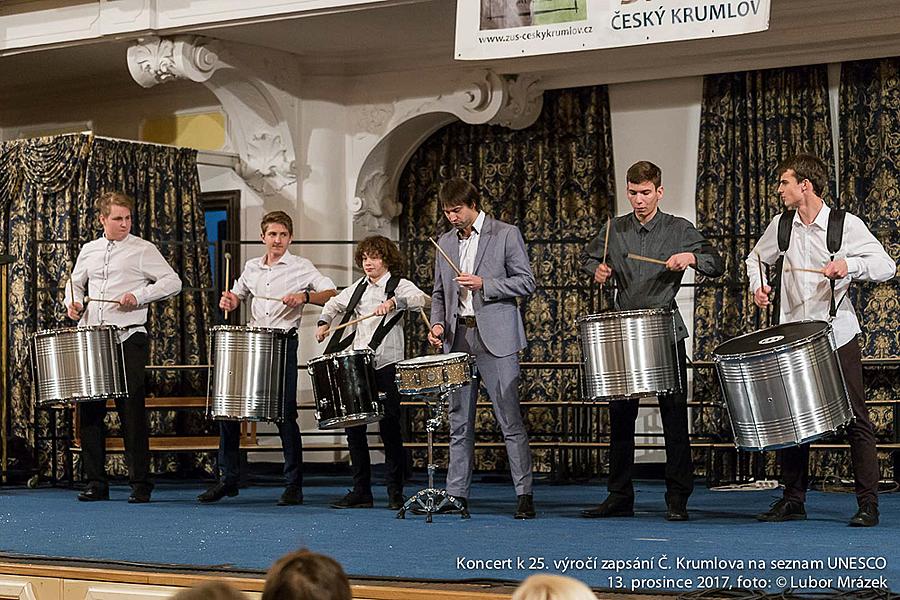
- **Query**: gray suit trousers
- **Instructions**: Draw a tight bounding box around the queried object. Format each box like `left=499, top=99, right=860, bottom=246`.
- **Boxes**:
left=446, top=323, right=533, bottom=498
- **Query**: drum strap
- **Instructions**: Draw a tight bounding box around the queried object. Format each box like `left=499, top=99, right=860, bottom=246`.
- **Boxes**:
left=773, top=208, right=845, bottom=323
left=324, top=274, right=404, bottom=354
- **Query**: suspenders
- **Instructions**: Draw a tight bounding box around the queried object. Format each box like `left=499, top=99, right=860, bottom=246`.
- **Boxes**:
left=324, top=274, right=403, bottom=355
left=771, top=208, right=845, bottom=324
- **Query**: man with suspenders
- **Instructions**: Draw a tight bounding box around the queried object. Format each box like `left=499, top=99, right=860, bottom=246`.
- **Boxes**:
left=316, top=235, right=428, bottom=510
left=746, top=154, right=895, bottom=527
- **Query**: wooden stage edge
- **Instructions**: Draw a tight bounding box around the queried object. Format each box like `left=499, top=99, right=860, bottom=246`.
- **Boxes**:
left=0, top=558, right=522, bottom=600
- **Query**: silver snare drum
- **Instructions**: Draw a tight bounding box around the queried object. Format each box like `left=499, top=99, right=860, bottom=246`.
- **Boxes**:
left=577, top=309, right=681, bottom=400
left=395, top=353, right=472, bottom=396
left=31, top=325, right=128, bottom=405
left=713, top=320, right=852, bottom=451
left=208, top=325, right=292, bottom=422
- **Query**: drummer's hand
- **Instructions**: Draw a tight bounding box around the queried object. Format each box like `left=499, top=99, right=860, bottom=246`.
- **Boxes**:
left=593, top=263, right=613, bottom=284
left=427, top=324, right=444, bottom=349
left=219, top=291, right=240, bottom=312
left=753, top=285, right=772, bottom=308
left=455, top=273, right=483, bottom=292
left=374, top=298, right=396, bottom=316
left=67, top=302, right=83, bottom=320
left=666, top=252, right=696, bottom=271
left=282, top=293, right=306, bottom=308
left=315, top=324, right=329, bottom=343
left=119, top=293, right=138, bottom=310
left=823, top=258, right=849, bottom=280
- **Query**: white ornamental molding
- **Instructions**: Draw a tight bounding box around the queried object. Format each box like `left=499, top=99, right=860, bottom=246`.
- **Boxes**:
left=348, top=170, right=402, bottom=231
left=127, top=36, right=297, bottom=197
left=351, top=71, right=544, bottom=231
left=127, top=36, right=221, bottom=87
left=489, top=74, right=543, bottom=130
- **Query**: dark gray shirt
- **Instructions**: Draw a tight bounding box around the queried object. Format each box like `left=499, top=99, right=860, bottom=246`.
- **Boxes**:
left=581, top=210, right=725, bottom=340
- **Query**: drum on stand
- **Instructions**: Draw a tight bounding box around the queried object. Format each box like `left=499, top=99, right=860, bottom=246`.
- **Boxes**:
left=395, top=352, right=472, bottom=396
left=207, top=325, right=292, bottom=422
left=577, top=309, right=681, bottom=400
left=713, top=320, right=853, bottom=451
left=307, top=349, right=384, bottom=430
left=31, top=325, right=128, bottom=405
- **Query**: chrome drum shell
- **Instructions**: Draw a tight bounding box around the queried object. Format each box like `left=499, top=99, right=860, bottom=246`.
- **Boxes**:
left=31, top=325, right=127, bottom=405
left=207, top=325, right=291, bottom=422
left=713, top=320, right=852, bottom=451
left=577, top=309, right=681, bottom=400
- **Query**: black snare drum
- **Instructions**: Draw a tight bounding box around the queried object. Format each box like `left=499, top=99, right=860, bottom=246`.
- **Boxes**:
left=307, top=349, right=384, bottom=430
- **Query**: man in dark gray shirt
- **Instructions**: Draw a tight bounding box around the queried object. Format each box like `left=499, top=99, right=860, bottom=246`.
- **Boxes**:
left=580, top=161, right=724, bottom=521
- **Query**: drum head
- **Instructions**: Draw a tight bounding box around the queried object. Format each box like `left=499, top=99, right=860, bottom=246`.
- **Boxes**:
left=577, top=308, right=672, bottom=324
left=714, top=320, right=829, bottom=357
left=399, top=352, right=469, bottom=366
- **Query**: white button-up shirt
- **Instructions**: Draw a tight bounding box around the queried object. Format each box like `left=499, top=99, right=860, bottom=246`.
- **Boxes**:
left=457, top=210, right=486, bottom=317
left=746, top=204, right=896, bottom=348
left=233, top=250, right=336, bottom=331
left=64, top=234, right=182, bottom=341
left=319, top=272, right=427, bottom=368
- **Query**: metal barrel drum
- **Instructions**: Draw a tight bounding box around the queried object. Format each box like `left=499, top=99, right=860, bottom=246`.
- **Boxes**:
left=207, top=325, right=291, bottom=422
left=31, top=325, right=128, bottom=405
left=713, top=320, right=853, bottom=451
left=577, top=308, right=681, bottom=400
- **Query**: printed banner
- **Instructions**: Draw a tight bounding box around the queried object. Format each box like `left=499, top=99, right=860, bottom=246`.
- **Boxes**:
left=455, top=0, right=770, bottom=60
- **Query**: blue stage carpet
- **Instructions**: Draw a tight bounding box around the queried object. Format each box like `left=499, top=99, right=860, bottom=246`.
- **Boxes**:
left=0, top=478, right=897, bottom=593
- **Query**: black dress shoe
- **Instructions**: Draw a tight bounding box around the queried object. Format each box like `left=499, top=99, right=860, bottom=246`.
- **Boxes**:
left=514, top=494, right=536, bottom=519
left=581, top=498, right=633, bottom=518
left=277, top=485, right=304, bottom=506
left=77, top=486, right=109, bottom=502
left=849, top=503, right=879, bottom=527
left=665, top=503, right=689, bottom=521
left=387, top=489, right=405, bottom=510
left=128, top=487, right=152, bottom=504
left=197, top=482, right=239, bottom=503
left=330, top=489, right=372, bottom=509
left=756, top=498, right=806, bottom=522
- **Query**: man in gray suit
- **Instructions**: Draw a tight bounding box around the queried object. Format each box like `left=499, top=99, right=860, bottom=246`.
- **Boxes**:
left=427, top=177, right=537, bottom=519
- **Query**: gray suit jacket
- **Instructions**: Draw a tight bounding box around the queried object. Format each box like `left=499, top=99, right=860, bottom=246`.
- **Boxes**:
left=430, top=215, right=536, bottom=358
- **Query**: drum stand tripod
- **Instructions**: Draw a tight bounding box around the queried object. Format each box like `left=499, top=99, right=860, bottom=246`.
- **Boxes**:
left=396, top=390, right=469, bottom=522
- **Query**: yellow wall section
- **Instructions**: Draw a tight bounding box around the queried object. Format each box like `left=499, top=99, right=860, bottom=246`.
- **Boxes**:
left=141, top=112, right=226, bottom=150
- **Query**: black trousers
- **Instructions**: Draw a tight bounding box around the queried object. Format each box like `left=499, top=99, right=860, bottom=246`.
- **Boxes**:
left=346, top=364, right=405, bottom=494
left=79, top=332, right=151, bottom=491
left=218, top=336, right=301, bottom=487
left=780, top=336, right=879, bottom=506
left=606, top=339, right=693, bottom=506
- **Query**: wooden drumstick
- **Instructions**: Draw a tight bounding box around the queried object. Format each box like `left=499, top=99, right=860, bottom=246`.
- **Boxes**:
left=600, top=215, right=611, bottom=291
left=783, top=267, right=826, bottom=275
left=85, top=297, right=121, bottom=305
left=419, top=307, right=432, bottom=330
left=255, top=295, right=284, bottom=302
left=223, top=252, right=232, bottom=319
left=429, top=237, right=462, bottom=276
left=756, top=252, right=765, bottom=288
left=330, top=312, right=378, bottom=333
left=626, top=252, right=668, bottom=266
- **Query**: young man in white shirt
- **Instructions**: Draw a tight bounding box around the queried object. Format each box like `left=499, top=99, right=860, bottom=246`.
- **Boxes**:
left=746, top=153, right=895, bottom=527
left=65, top=191, right=182, bottom=503
left=316, top=235, right=428, bottom=510
left=199, top=211, right=336, bottom=506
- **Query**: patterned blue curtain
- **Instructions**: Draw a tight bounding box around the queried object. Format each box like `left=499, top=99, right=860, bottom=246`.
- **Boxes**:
left=691, top=66, right=834, bottom=480
left=398, top=85, right=616, bottom=474
left=838, top=58, right=900, bottom=481
left=0, top=134, right=213, bottom=480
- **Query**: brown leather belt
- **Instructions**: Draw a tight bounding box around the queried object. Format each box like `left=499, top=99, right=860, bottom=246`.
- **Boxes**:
left=457, top=316, right=477, bottom=328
